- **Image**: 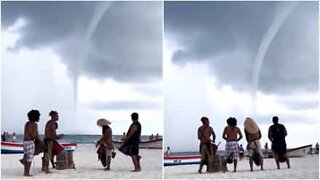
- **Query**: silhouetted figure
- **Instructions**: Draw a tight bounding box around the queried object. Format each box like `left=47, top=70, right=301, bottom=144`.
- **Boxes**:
left=119, top=112, right=142, bottom=172
left=268, top=116, right=290, bottom=169
left=316, top=143, right=319, bottom=154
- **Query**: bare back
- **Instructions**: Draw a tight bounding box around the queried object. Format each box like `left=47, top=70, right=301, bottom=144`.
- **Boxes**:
left=198, top=125, right=214, bottom=144
left=24, top=121, right=39, bottom=141
left=223, top=126, right=242, bottom=141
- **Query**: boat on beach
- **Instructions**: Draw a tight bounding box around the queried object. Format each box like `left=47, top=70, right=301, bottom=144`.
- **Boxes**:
left=113, top=138, right=163, bottom=149
left=1, top=141, right=77, bottom=154
left=164, top=144, right=312, bottom=166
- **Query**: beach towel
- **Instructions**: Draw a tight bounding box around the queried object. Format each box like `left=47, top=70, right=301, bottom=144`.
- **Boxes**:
left=119, top=144, right=131, bottom=156
left=97, top=144, right=107, bottom=167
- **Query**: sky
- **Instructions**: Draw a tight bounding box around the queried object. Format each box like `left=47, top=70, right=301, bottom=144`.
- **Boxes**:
left=1, top=1, right=163, bottom=136
left=164, top=1, right=319, bottom=152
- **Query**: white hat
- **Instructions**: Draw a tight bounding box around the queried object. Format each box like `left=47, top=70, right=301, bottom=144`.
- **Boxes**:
left=244, top=117, right=259, bottom=134
left=97, top=118, right=111, bottom=126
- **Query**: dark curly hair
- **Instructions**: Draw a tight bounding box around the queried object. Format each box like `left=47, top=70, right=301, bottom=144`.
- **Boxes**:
left=227, top=117, right=237, bottom=127
left=27, top=109, right=40, bottom=122
left=131, top=112, right=139, bottom=121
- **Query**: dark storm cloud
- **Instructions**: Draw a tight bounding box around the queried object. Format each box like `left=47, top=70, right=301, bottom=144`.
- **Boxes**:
left=165, top=1, right=318, bottom=94
left=2, top=1, right=162, bottom=82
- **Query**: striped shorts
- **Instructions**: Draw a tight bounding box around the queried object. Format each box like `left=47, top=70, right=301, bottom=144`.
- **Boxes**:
left=225, top=141, right=239, bottom=160
left=23, top=141, right=35, bottom=162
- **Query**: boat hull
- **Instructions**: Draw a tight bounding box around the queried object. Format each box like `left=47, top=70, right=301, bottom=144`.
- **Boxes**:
left=113, top=139, right=162, bottom=149
left=1, top=141, right=77, bottom=154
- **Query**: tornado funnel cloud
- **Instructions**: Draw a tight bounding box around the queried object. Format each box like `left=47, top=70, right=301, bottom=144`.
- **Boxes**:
left=72, top=2, right=113, bottom=109
left=251, top=2, right=299, bottom=114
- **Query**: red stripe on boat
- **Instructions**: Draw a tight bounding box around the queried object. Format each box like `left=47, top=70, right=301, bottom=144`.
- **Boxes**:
left=164, top=155, right=201, bottom=160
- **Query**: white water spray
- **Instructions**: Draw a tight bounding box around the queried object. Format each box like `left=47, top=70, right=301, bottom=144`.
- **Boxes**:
left=72, top=2, right=113, bottom=109
left=251, top=2, right=299, bottom=114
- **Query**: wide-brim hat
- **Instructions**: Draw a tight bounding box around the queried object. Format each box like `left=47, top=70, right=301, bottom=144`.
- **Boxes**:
left=97, top=118, right=111, bottom=126
left=244, top=118, right=259, bottom=134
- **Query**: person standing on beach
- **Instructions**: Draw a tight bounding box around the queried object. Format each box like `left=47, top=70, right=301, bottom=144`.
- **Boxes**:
left=197, top=117, right=216, bottom=173
left=120, top=112, right=142, bottom=172
left=222, top=117, right=243, bottom=172
left=268, top=116, right=290, bottom=169
left=244, top=117, right=264, bottom=171
left=20, top=109, right=41, bottom=176
left=43, top=111, right=64, bottom=174
left=96, top=118, right=114, bottom=170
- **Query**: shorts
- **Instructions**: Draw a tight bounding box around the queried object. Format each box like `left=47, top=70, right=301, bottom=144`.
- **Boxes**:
left=225, top=141, right=239, bottom=160
left=44, top=140, right=53, bottom=161
left=23, top=141, right=35, bottom=162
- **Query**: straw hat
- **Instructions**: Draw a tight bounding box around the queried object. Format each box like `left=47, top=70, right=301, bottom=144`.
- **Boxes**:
left=244, top=117, right=259, bottom=134
left=97, top=118, right=111, bottom=126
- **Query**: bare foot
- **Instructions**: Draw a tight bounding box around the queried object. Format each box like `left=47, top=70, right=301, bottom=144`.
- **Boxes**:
left=131, top=168, right=141, bottom=172
left=23, top=174, right=32, bottom=177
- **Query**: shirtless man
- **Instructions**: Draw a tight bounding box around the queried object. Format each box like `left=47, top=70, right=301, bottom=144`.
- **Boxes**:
left=222, top=117, right=243, bottom=172
left=20, top=109, right=41, bottom=176
left=43, top=111, right=63, bottom=173
left=197, top=117, right=215, bottom=173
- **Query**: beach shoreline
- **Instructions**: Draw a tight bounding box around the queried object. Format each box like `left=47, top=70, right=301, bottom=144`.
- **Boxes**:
left=164, top=154, right=319, bottom=179
left=1, top=144, right=162, bottom=179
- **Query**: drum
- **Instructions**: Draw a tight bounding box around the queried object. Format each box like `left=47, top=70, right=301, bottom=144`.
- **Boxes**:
left=53, top=140, right=64, bottom=155
left=56, top=151, right=68, bottom=170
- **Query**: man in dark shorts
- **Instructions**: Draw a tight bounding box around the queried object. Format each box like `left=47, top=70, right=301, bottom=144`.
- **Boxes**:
left=268, top=116, right=290, bottom=169
left=42, top=111, right=64, bottom=173
left=120, top=112, right=142, bottom=172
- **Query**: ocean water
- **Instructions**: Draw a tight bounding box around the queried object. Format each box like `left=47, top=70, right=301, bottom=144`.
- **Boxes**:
left=9, top=134, right=156, bottom=144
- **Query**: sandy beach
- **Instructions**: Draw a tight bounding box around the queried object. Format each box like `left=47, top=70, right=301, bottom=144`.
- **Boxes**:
left=164, top=155, right=319, bottom=179
left=1, top=144, right=163, bottom=179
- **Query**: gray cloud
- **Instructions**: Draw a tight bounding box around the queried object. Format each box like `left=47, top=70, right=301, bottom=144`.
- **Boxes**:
left=2, top=1, right=163, bottom=82
left=88, top=100, right=162, bottom=111
left=165, top=1, right=318, bottom=95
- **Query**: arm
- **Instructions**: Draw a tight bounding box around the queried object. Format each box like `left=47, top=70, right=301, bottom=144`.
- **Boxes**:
left=244, top=129, right=249, bottom=142
left=237, top=127, right=243, bottom=141
left=124, top=124, right=137, bottom=143
left=197, top=127, right=202, bottom=140
left=258, top=130, right=262, bottom=140
left=283, top=125, right=287, bottom=137
left=211, top=128, right=216, bottom=143
left=268, top=127, right=273, bottom=142
left=222, top=127, right=227, bottom=141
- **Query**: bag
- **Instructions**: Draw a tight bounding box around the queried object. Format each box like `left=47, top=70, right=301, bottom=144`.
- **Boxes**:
left=53, top=140, right=64, bottom=155
left=252, top=150, right=261, bottom=166
left=34, top=139, right=44, bottom=155
left=112, top=151, right=116, bottom=159
left=226, top=153, right=234, bottom=164
left=119, top=144, right=131, bottom=156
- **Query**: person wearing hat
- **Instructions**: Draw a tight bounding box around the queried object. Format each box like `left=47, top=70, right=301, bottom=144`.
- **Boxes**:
left=43, top=111, right=64, bottom=174
left=268, top=116, right=290, bottom=169
left=120, top=112, right=142, bottom=172
left=244, top=117, right=264, bottom=171
left=222, top=117, right=243, bottom=172
left=96, top=118, right=114, bottom=170
left=197, top=116, right=216, bottom=173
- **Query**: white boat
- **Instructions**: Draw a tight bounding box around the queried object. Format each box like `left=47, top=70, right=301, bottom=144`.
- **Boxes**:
left=263, top=144, right=312, bottom=158
left=113, top=138, right=162, bottom=149
left=1, top=141, right=77, bottom=154
left=164, top=154, right=201, bottom=166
